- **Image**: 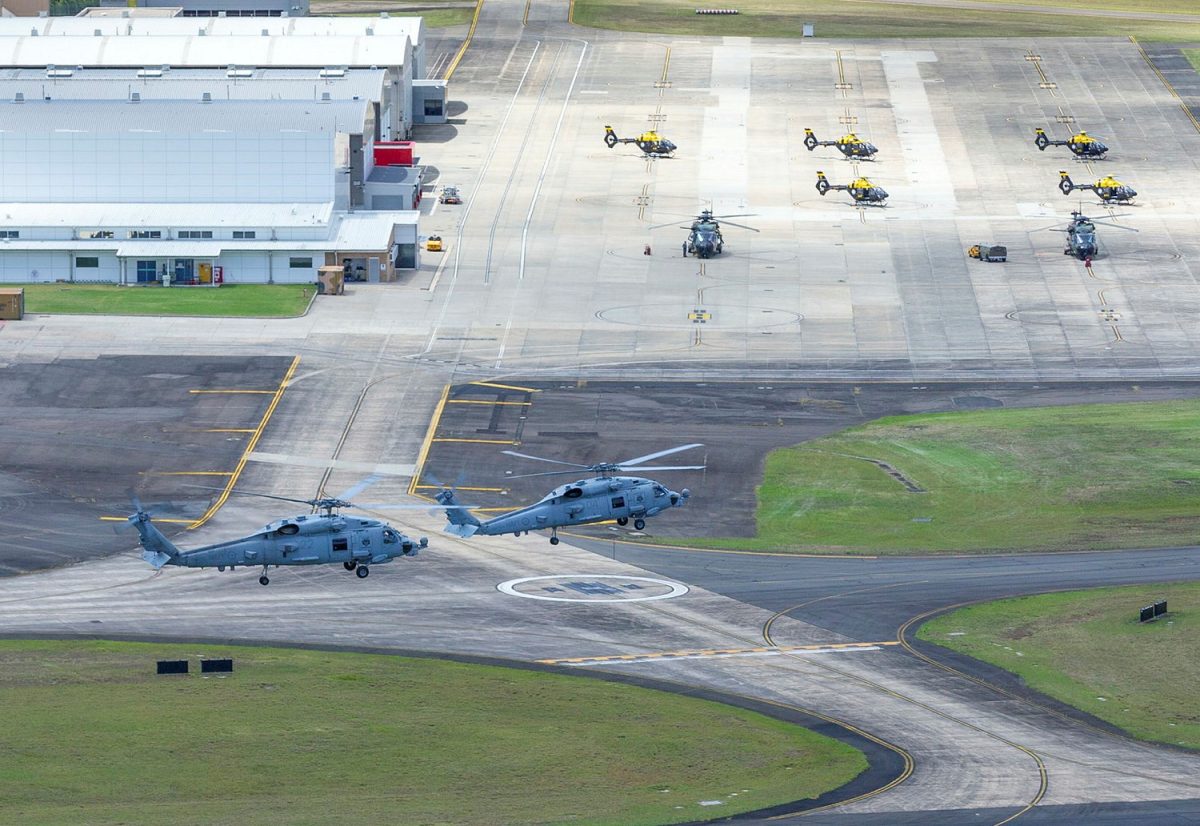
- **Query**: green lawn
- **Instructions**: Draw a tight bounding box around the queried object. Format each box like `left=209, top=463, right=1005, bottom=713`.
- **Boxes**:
left=674, top=400, right=1200, bottom=555
left=1185, top=49, right=1200, bottom=72
left=919, top=583, right=1200, bottom=749
left=19, top=283, right=314, bottom=318
left=572, top=0, right=1200, bottom=40
left=0, top=640, right=866, bottom=825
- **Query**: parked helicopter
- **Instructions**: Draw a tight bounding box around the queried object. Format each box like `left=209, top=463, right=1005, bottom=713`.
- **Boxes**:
left=1058, top=171, right=1137, bottom=204
left=126, top=490, right=427, bottom=585
left=1046, top=210, right=1137, bottom=260
left=650, top=209, right=759, bottom=259
left=603, top=125, right=676, bottom=158
left=435, top=444, right=705, bottom=545
left=803, top=129, right=878, bottom=159
left=1034, top=128, right=1108, bottom=159
left=816, top=171, right=888, bottom=205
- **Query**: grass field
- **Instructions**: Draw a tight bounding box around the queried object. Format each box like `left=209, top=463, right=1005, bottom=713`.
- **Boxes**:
left=919, top=583, right=1200, bottom=750
left=673, top=400, right=1200, bottom=555
left=0, top=640, right=867, bottom=825
left=309, top=0, right=475, bottom=28
left=1186, top=49, right=1200, bottom=72
left=19, top=283, right=314, bottom=318
left=572, top=0, right=1200, bottom=41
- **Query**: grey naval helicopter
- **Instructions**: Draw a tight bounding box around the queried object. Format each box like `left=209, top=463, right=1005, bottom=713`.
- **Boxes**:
left=650, top=210, right=759, bottom=259
left=816, top=170, right=888, bottom=205
left=127, top=490, right=426, bottom=585
left=1047, top=210, right=1137, bottom=261
left=1034, top=128, right=1108, bottom=159
left=603, top=125, right=677, bottom=158
left=803, top=129, right=878, bottom=159
left=435, top=444, right=704, bottom=545
left=1058, top=171, right=1137, bottom=204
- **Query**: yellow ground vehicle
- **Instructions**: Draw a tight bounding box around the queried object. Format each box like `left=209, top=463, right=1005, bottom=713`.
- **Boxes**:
left=426, top=235, right=444, bottom=252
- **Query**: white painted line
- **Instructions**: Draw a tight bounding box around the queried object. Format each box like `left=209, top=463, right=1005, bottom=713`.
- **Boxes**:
left=557, top=645, right=883, bottom=667
left=498, top=575, right=688, bottom=603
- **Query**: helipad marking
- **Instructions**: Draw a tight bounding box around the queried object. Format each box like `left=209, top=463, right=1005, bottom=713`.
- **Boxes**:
left=538, top=641, right=899, bottom=666
left=498, top=575, right=688, bottom=603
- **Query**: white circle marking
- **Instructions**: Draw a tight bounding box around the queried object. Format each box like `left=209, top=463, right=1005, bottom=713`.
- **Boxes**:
left=497, top=575, right=689, bottom=603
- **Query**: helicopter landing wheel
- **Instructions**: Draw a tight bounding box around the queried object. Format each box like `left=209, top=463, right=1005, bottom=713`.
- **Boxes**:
left=550, top=536, right=560, bottom=546
left=344, top=561, right=357, bottom=571
left=617, top=517, right=628, bottom=526
left=356, top=565, right=370, bottom=578
left=258, top=575, right=270, bottom=586
left=633, top=518, right=646, bottom=530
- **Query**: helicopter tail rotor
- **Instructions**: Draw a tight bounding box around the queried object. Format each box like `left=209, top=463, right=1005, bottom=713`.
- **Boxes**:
left=603, top=125, right=618, bottom=149
left=121, top=491, right=181, bottom=569
left=803, top=129, right=819, bottom=151
left=1034, top=128, right=1050, bottom=151
left=815, top=171, right=831, bottom=196
left=1058, top=171, right=1076, bottom=196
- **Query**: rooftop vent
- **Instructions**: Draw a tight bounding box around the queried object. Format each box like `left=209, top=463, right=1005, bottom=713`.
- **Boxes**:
left=93, top=29, right=102, bottom=37
left=320, top=92, right=331, bottom=102
left=30, top=28, right=38, bottom=37
left=198, top=29, right=206, bottom=36
left=319, top=67, right=346, bottom=78
left=46, top=66, right=73, bottom=78
left=366, top=26, right=374, bottom=36
left=261, top=28, right=270, bottom=36
left=129, top=92, right=141, bottom=103
left=14, top=92, right=24, bottom=103
left=137, top=68, right=164, bottom=78
left=226, top=67, right=253, bottom=78
left=201, top=92, right=212, bottom=103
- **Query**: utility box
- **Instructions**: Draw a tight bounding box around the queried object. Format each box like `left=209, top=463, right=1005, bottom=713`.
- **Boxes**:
left=201, top=658, right=233, bottom=674
left=316, top=266, right=345, bottom=296
left=0, top=288, right=24, bottom=320
left=373, top=141, right=415, bottom=167
left=157, top=660, right=189, bottom=675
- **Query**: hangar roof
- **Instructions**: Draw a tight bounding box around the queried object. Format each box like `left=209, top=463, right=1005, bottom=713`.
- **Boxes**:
left=0, top=33, right=411, bottom=70
left=0, top=97, right=370, bottom=133
left=1, top=202, right=336, bottom=228
left=0, top=16, right=423, bottom=41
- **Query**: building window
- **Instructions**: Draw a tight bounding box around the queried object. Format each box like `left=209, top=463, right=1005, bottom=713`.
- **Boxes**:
left=81, top=231, right=113, bottom=239
left=128, top=230, right=162, bottom=239
left=424, top=100, right=444, bottom=117
left=136, top=261, right=158, bottom=283
left=233, top=231, right=256, bottom=239
left=0, top=230, right=18, bottom=239
left=76, top=257, right=99, bottom=268
left=289, top=257, right=313, bottom=269
left=178, top=230, right=214, bottom=239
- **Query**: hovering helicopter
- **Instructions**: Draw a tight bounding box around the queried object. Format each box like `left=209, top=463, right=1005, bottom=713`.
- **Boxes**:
left=435, top=444, right=705, bottom=545
left=603, top=125, right=677, bottom=158
left=803, top=129, right=878, bottom=159
left=126, top=490, right=427, bottom=585
left=816, top=170, right=888, bottom=205
left=1046, top=210, right=1137, bottom=260
left=1058, top=171, right=1137, bottom=204
left=1034, top=128, right=1108, bottom=159
left=649, top=209, right=759, bottom=259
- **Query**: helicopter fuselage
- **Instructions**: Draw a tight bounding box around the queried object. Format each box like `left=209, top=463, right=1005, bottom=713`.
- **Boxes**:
left=467, top=475, right=688, bottom=537
left=1065, top=221, right=1098, bottom=259
left=689, top=223, right=724, bottom=258
left=166, top=514, right=423, bottom=570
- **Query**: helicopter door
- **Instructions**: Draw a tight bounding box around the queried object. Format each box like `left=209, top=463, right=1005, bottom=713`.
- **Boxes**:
left=330, top=534, right=351, bottom=562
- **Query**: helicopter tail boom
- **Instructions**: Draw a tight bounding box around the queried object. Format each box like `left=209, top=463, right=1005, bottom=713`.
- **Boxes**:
left=129, top=511, right=181, bottom=569
left=436, top=489, right=482, bottom=536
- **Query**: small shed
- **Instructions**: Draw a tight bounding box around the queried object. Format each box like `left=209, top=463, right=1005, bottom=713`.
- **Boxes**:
left=0, top=288, right=24, bottom=320
left=316, top=266, right=345, bottom=296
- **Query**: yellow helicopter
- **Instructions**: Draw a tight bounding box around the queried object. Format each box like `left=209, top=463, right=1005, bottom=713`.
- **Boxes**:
left=1034, top=128, right=1108, bottom=159
left=815, top=170, right=888, bottom=205
left=604, top=125, right=677, bottom=158
left=803, top=129, right=878, bottom=159
left=1058, top=171, right=1137, bottom=204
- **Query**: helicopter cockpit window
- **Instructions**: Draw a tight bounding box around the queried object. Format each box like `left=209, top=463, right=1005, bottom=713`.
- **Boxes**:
left=564, top=487, right=584, bottom=499
left=654, top=485, right=667, bottom=497
left=382, top=528, right=399, bottom=544
left=277, top=523, right=300, bottom=536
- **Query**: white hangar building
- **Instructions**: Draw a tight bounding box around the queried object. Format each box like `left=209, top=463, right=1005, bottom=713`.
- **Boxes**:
left=0, top=97, right=420, bottom=285
left=0, top=14, right=443, bottom=286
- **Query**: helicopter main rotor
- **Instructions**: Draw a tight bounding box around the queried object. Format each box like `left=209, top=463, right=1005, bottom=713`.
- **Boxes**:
left=502, top=443, right=706, bottom=479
